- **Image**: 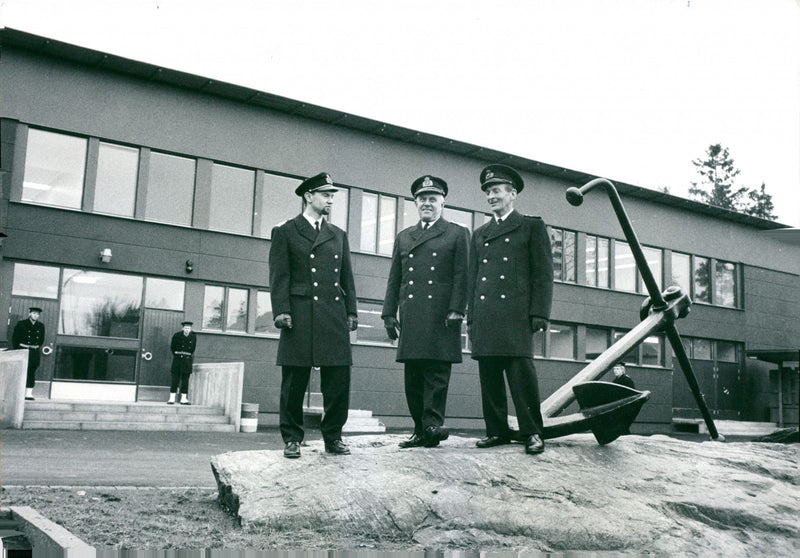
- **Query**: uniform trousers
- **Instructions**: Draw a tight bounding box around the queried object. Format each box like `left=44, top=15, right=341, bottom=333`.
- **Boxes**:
left=477, top=356, right=544, bottom=438
left=170, top=371, right=191, bottom=395
left=404, top=360, right=451, bottom=435
left=280, top=365, right=350, bottom=443
left=26, top=349, right=41, bottom=388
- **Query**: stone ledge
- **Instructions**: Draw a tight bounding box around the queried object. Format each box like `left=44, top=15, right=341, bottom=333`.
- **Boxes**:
left=10, top=505, right=95, bottom=557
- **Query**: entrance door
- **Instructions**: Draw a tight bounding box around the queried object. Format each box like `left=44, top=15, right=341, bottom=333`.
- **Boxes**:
left=138, top=309, right=185, bottom=397
left=672, top=339, right=742, bottom=419
left=8, top=297, right=59, bottom=387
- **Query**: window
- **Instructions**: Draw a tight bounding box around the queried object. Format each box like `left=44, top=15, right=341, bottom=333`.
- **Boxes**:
left=360, top=192, right=397, bottom=255
left=209, top=163, right=254, bottom=235
left=12, top=263, right=60, bottom=298
left=145, top=151, right=196, bottom=226
left=443, top=207, right=473, bottom=231
left=60, top=269, right=142, bottom=338
left=533, top=331, right=544, bottom=357
left=145, top=278, right=185, bottom=310
left=549, top=227, right=576, bottom=283
left=715, top=260, right=737, bottom=307
left=255, top=291, right=280, bottom=336
left=585, top=235, right=610, bottom=288
left=95, top=142, right=139, bottom=217
left=692, top=338, right=713, bottom=360
left=670, top=252, right=691, bottom=295
left=549, top=323, right=576, bottom=359
left=354, top=301, right=393, bottom=345
left=612, top=330, right=639, bottom=364
left=716, top=341, right=738, bottom=363
left=693, top=257, right=711, bottom=303
left=202, top=286, right=248, bottom=332
left=360, top=193, right=379, bottom=253
left=637, top=247, right=662, bottom=295
left=328, top=187, right=349, bottom=231
left=258, top=173, right=301, bottom=238
left=614, top=241, right=636, bottom=292
left=641, top=335, right=664, bottom=367
left=23, top=128, right=87, bottom=209
left=585, top=327, right=609, bottom=360
left=401, top=199, right=418, bottom=231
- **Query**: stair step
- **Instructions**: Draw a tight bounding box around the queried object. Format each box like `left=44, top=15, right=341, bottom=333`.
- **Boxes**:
left=25, top=401, right=222, bottom=415
left=24, top=410, right=227, bottom=422
left=22, top=420, right=236, bottom=432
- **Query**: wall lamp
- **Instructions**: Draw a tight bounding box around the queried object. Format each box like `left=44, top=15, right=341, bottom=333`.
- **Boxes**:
left=185, top=259, right=194, bottom=273
left=99, top=248, right=113, bottom=263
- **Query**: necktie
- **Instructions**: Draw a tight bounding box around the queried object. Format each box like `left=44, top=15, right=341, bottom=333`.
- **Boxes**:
left=314, top=221, right=320, bottom=232
left=423, top=222, right=429, bottom=230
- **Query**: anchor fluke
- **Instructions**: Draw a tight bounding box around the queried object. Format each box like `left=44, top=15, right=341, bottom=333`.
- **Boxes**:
left=565, top=187, right=584, bottom=206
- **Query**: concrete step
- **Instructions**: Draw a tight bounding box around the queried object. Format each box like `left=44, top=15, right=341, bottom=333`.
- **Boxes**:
left=21, top=420, right=236, bottom=432
left=23, top=410, right=227, bottom=423
left=25, top=401, right=221, bottom=415
left=304, top=406, right=386, bottom=433
left=673, top=418, right=779, bottom=436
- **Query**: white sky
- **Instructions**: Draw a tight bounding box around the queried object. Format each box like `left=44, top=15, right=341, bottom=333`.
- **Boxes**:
left=2, top=0, right=798, bottom=226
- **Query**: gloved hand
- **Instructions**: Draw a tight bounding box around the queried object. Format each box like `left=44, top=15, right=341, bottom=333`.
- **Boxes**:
left=445, top=311, right=464, bottom=328
left=383, top=316, right=400, bottom=340
left=347, top=314, right=359, bottom=332
left=274, top=313, right=293, bottom=329
left=531, top=317, right=548, bottom=333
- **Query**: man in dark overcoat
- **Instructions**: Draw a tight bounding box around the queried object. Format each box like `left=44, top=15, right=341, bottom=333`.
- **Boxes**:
left=169, top=320, right=196, bottom=405
left=467, top=164, right=554, bottom=455
left=382, top=175, right=469, bottom=448
left=12, top=306, right=45, bottom=400
left=269, top=172, right=358, bottom=458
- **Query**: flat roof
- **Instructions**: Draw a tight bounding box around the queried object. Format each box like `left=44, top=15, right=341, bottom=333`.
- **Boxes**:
left=0, top=27, right=788, bottom=231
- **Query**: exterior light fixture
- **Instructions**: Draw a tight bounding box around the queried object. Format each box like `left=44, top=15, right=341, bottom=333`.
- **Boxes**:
left=99, top=248, right=112, bottom=263
left=185, top=259, right=194, bottom=273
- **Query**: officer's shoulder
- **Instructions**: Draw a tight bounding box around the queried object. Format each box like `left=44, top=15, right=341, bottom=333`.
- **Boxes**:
left=398, top=224, right=417, bottom=236
left=522, top=214, right=544, bottom=221
left=326, top=222, right=346, bottom=235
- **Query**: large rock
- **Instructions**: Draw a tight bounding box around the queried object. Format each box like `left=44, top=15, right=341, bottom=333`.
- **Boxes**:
left=210, top=434, right=800, bottom=555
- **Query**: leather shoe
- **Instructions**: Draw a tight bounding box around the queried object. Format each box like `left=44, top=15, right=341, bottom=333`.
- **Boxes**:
left=398, top=433, right=424, bottom=448
left=524, top=434, right=545, bottom=455
left=284, top=441, right=301, bottom=459
left=475, top=435, right=511, bottom=448
left=423, top=425, right=449, bottom=447
left=324, top=439, right=351, bottom=455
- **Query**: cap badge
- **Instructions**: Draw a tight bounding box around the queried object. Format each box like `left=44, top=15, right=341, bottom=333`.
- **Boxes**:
left=485, top=170, right=494, bottom=180
left=422, top=176, right=433, bottom=188
left=325, top=174, right=333, bottom=184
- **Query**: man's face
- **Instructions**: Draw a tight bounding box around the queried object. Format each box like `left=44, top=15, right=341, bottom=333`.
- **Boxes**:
left=415, top=193, right=445, bottom=223
left=182, top=325, right=192, bottom=335
left=29, top=311, right=40, bottom=322
left=484, top=184, right=517, bottom=216
left=613, top=364, right=625, bottom=377
left=305, top=191, right=335, bottom=215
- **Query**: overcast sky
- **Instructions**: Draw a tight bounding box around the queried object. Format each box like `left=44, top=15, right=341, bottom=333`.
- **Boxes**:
left=2, top=0, right=798, bottom=226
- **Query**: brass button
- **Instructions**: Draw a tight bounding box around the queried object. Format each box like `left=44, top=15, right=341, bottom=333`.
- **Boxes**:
left=409, top=280, right=414, bottom=285
left=311, top=268, right=317, bottom=273
left=409, top=253, right=414, bottom=258
left=408, top=294, right=414, bottom=299
left=313, top=282, right=318, bottom=287
left=482, top=259, right=488, bottom=263
left=501, top=294, right=506, bottom=299
left=310, top=254, right=315, bottom=259
left=430, top=266, right=435, bottom=271
left=409, top=267, right=414, bottom=272
left=428, top=295, right=432, bottom=299
left=428, top=280, right=433, bottom=284
left=432, top=252, right=437, bottom=256
left=314, top=296, right=319, bottom=301
left=480, top=295, right=485, bottom=300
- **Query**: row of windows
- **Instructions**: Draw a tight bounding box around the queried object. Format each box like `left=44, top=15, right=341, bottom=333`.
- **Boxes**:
left=18, top=126, right=739, bottom=308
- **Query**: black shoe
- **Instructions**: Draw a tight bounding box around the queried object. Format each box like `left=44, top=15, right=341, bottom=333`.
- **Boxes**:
left=25, top=396, right=34, bottom=401
left=284, top=441, right=301, bottom=459
left=324, top=439, right=351, bottom=455
left=423, top=425, right=449, bottom=447
left=475, top=435, right=511, bottom=448
left=399, top=433, right=424, bottom=449
left=524, top=434, right=545, bottom=455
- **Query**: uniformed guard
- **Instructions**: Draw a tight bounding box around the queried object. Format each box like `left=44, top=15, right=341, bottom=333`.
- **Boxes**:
left=467, top=164, right=554, bottom=455
left=12, top=306, right=46, bottom=400
left=269, top=172, right=358, bottom=458
left=382, top=175, right=469, bottom=448
left=169, top=320, right=197, bottom=405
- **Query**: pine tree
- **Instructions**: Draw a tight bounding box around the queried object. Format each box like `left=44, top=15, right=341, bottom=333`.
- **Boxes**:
left=688, top=144, right=749, bottom=211
left=744, top=182, right=777, bottom=220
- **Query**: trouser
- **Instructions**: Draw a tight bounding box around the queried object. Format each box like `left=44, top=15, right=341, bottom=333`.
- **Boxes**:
left=170, top=371, right=191, bottom=396
left=404, top=360, right=452, bottom=435
left=26, top=349, right=40, bottom=389
left=477, top=356, right=544, bottom=438
left=280, top=365, right=350, bottom=443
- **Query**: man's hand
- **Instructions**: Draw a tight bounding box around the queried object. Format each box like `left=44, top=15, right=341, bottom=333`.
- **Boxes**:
left=531, top=317, right=548, bottom=333
left=347, top=314, right=359, bottom=332
left=445, top=311, right=464, bottom=328
left=274, top=313, right=293, bottom=329
left=383, top=316, right=400, bottom=340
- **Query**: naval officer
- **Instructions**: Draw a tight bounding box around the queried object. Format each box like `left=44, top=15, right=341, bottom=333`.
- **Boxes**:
left=467, top=164, right=554, bottom=455
left=12, top=306, right=46, bottom=400
left=382, top=175, right=469, bottom=448
left=168, top=320, right=197, bottom=405
left=269, top=172, right=358, bottom=458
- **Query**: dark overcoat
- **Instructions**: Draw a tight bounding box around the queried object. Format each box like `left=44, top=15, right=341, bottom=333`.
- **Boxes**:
left=170, top=331, right=196, bottom=375
left=12, top=318, right=45, bottom=370
left=467, top=210, right=553, bottom=358
left=382, top=218, right=469, bottom=363
left=269, top=215, right=357, bottom=367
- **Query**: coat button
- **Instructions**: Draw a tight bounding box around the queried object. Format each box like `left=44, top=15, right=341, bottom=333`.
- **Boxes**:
left=311, top=268, right=317, bottom=272
left=334, top=254, right=339, bottom=259
left=334, top=282, right=339, bottom=287
left=334, top=268, right=339, bottom=272
left=408, top=294, right=414, bottom=299
left=505, top=238, right=510, bottom=242
left=482, top=259, right=488, bottom=263
left=432, top=252, right=437, bottom=256
left=409, top=267, right=414, bottom=271
left=409, top=280, right=414, bottom=285
left=314, top=296, right=319, bottom=301
left=428, top=280, right=433, bottom=284
left=430, top=266, right=435, bottom=271
left=313, top=282, right=318, bottom=287
left=428, top=295, right=432, bottom=299
left=503, top=257, right=508, bottom=261
left=501, top=294, right=506, bottom=299
left=409, top=253, right=414, bottom=258
left=484, top=242, right=489, bottom=247
left=480, top=295, right=485, bottom=300
left=335, top=296, right=340, bottom=301
left=310, top=254, right=315, bottom=259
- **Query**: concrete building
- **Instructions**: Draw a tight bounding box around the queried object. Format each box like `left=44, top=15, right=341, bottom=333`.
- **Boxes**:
left=1, top=28, right=798, bottom=431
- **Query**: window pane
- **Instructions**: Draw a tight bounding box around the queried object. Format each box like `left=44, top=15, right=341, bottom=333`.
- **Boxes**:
left=693, top=257, right=711, bottom=303
left=95, top=142, right=138, bottom=217
left=598, top=237, right=610, bottom=288
left=60, top=269, right=142, bottom=338
left=226, top=288, right=248, bottom=332
left=585, top=327, right=609, bottom=360
left=613, top=330, right=638, bottom=364
left=360, top=192, right=378, bottom=252
left=401, top=199, right=417, bottom=230
left=533, top=330, right=544, bottom=357
left=641, top=335, right=663, bottom=366
left=550, top=227, right=563, bottom=281
left=55, top=346, right=137, bottom=382
left=255, top=291, right=280, bottom=336
left=443, top=207, right=473, bottom=231
left=258, top=173, right=301, bottom=238
left=637, top=246, right=662, bottom=294
left=23, top=128, right=86, bottom=209
left=145, top=278, right=185, bottom=310
left=563, top=230, right=576, bottom=282
left=614, top=241, right=636, bottom=292
left=378, top=195, right=396, bottom=256
left=146, top=152, right=195, bottom=226
left=355, top=302, right=393, bottom=345
left=328, top=187, right=349, bottom=231
left=202, top=285, right=225, bottom=330
left=692, top=338, right=712, bottom=360
left=715, top=260, right=737, bottom=307
left=549, top=323, right=575, bottom=359
left=585, top=235, right=597, bottom=287
left=209, top=163, right=254, bottom=235
left=716, top=341, right=737, bottom=363
left=12, top=263, right=60, bottom=298
left=670, top=252, right=691, bottom=295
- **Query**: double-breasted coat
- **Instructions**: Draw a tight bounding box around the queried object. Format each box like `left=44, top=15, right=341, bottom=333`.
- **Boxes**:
left=382, top=218, right=470, bottom=363
left=269, top=215, right=357, bottom=367
left=170, top=331, right=196, bottom=375
left=467, top=210, right=553, bottom=358
left=12, top=318, right=45, bottom=371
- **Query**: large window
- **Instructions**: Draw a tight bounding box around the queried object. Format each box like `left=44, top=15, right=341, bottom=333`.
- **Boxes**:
left=258, top=173, right=301, bottom=238
left=145, top=151, right=196, bottom=226
left=614, top=241, right=636, bottom=292
left=23, top=128, right=87, bottom=209
left=641, top=335, right=664, bottom=367
left=209, top=163, right=254, bottom=235
left=354, top=301, right=394, bottom=345
left=360, top=193, right=397, bottom=256
left=144, top=278, right=185, bottom=310
left=255, top=291, right=280, bottom=336
left=693, top=256, right=711, bottom=303
left=637, top=247, right=663, bottom=294
left=202, top=286, right=248, bottom=332
left=60, top=269, right=142, bottom=338
left=670, top=252, right=692, bottom=295
left=585, top=327, right=609, bottom=360
left=95, top=142, right=139, bottom=217
left=443, top=207, right=473, bottom=231
left=328, top=187, right=349, bottom=231
left=715, top=260, right=737, bottom=307
left=549, top=227, right=576, bottom=283
left=12, top=263, right=60, bottom=298
left=549, top=323, right=576, bottom=359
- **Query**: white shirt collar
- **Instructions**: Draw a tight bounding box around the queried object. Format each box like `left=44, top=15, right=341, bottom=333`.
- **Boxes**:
left=303, top=213, right=322, bottom=228
left=420, top=216, right=440, bottom=229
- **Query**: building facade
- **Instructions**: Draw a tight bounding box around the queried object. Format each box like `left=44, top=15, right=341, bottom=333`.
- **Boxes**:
left=1, top=29, right=798, bottom=429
